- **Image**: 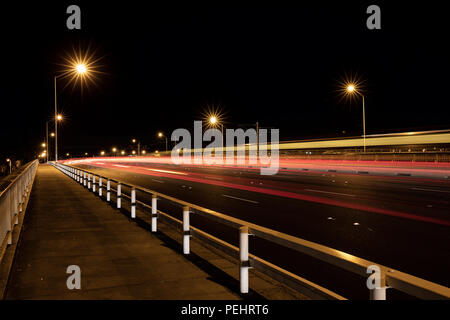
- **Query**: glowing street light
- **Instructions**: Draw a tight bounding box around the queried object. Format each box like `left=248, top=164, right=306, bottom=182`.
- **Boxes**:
left=157, top=132, right=168, bottom=152
left=100, top=151, right=105, bottom=156
left=53, top=49, right=101, bottom=162
left=207, top=115, right=224, bottom=147
left=121, top=150, right=125, bottom=155
left=345, top=82, right=367, bottom=153
left=41, top=143, right=46, bottom=148
left=75, top=64, right=87, bottom=74
left=131, top=139, right=141, bottom=155
left=55, top=114, right=63, bottom=161
left=142, top=150, right=146, bottom=155
left=131, top=150, right=136, bottom=155
left=6, top=159, right=11, bottom=174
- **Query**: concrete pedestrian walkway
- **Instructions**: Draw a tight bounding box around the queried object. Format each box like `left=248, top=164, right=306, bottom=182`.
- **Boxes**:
left=4, top=164, right=242, bottom=299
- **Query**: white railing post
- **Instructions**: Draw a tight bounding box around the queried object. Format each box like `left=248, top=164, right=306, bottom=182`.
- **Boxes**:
left=7, top=191, right=12, bottom=244
left=92, top=176, right=96, bottom=193
left=183, top=206, right=190, bottom=254
left=83, top=172, right=87, bottom=187
left=13, top=184, right=18, bottom=225
left=239, top=226, right=250, bottom=294
left=131, top=187, right=136, bottom=218
left=18, top=176, right=23, bottom=213
left=370, top=287, right=387, bottom=300
left=87, top=174, right=91, bottom=190
left=117, top=183, right=122, bottom=209
left=369, top=272, right=387, bottom=300
left=107, top=179, right=111, bottom=202
left=151, top=195, right=157, bottom=232
left=99, top=177, right=103, bottom=197
left=25, top=170, right=29, bottom=194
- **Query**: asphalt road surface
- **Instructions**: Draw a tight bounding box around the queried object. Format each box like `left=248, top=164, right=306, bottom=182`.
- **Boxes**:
left=71, top=160, right=450, bottom=299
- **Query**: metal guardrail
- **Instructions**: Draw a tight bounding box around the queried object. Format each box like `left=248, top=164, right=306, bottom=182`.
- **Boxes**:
left=0, top=160, right=38, bottom=263
left=52, top=162, right=450, bottom=300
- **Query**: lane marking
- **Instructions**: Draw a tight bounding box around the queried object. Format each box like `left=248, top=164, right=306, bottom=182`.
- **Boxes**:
left=151, top=179, right=164, bottom=183
left=145, top=168, right=187, bottom=175
left=305, top=189, right=356, bottom=197
left=222, top=194, right=259, bottom=204
left=411, top=187, right=450, bottom=193
left=204, top=176, right=224, bottom=180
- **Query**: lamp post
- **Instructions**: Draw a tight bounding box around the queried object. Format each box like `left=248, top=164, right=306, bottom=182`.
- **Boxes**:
left=209, top=116, right=224, bottom=148
left=158, top=132, right=168, bottom=152
left=132, top=138, right=141, bottom=156
left=6, top=159, right=11, bottom=174
left=45, top=120, right=55, bottom=162
left=346, top=84, right=366, bottom=153
left=46, top=121, right=49, bottom=162
left=53, top=62, right=88, bottom=162
left=54, top=113, right=63, bottom=161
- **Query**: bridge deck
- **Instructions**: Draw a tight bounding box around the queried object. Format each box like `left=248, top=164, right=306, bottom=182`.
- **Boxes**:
left=4, top=164, right=243, bottom=299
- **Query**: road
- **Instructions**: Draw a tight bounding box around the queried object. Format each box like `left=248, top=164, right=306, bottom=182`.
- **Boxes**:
left=69, top=158, right=450, bottom=299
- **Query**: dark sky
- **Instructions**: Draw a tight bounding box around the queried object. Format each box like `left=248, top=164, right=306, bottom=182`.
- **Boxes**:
left=1, top=1, right=449, bottom=161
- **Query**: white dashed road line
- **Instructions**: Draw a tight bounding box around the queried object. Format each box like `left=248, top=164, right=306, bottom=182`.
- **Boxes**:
left=222, top=194, right=259, bottom=204
left=304, top=189, right=356, bottom=197
left=411, top=187, right=450, bottom=193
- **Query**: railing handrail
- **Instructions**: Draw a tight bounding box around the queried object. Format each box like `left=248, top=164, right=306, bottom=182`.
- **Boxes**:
left=0, top=161, right=37, bottom=200
left=53, top=162, right=450, bottom=300
left=0, top=159, right=38, bottom=272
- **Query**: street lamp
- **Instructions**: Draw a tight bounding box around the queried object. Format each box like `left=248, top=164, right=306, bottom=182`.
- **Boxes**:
left=100, top=151, right=105, bottom=156
left=6, top=159, right=11, bottom=174
left=53, top=59, right=90, bottom=162
left=157, top=132, right=168, bottom=152
left=53, top=113, right=63, bottom=162
left=345, top=83, right=366, bottom=153
left=112, top=147, right=117, bottom=156
left=41, top=141, right=47, bottom=163
left=131, top=138, right=141, bottom=156
left=208, top=115, right=224, bottom=147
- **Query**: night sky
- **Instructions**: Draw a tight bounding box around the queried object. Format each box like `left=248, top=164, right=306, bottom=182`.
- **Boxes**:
left=1, top=1, right=449, bottom=161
